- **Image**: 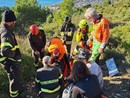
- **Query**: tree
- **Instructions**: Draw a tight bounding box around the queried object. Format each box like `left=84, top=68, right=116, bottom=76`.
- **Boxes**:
left=53, top=11, right=62, bottom=24
left=46, top=14, right=53, bottom=23
left=60, top=0, right=74, bottom=19
left=13, top=0, right=45, bottom=36
left=54, top=0, right=75, bottom=25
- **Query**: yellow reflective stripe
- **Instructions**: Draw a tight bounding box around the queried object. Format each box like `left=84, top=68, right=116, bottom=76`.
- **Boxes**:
left=74, top=59, right=77, bottom=63
left=74, top=48, right=78, bottom=54
left=67, top=32, right=72, bottom=36
left=17, top=59, right=21, bottom=62
left=8, top=58, right=16, bottom=61
left=11, top=45, right=19, bottom=51
left=41, top=85, right=61, bottom=93
left=8, top=58, right=21, bottom=62
left=10, top=90, right=18, bottom=94
left=35, top=78, right=40, bottom=83
left=40, top=79, right=59, bottom=85
left=0, top=57, right=21, bottom=62
left=61, top=32, right=64, bottom=36
left=66, top=41, right=72, bottom=44
left=76, top=32, right=83, bottom=42
left=10, top=92, right=19, bottom=97
left=59, top=74, right=63, bottom=79
left=1, top=42, right=12, bottom=48
left=0, top=57, right=7, bottom=62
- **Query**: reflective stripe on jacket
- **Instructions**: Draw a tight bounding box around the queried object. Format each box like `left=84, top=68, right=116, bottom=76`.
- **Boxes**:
left=0, top=24, right=21, bottom=62
left=35, top=66, right=63, bottom=93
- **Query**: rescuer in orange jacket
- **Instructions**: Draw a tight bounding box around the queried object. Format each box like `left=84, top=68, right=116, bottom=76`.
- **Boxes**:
left=84, top=8, right=110, bottom=64
left=48, top=37, right=70, bottom=77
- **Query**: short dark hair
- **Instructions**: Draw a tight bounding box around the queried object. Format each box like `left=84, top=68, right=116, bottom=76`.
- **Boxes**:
left=72, top=61, right=91, bottom=81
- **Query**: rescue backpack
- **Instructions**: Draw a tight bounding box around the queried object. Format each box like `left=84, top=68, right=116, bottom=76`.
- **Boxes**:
left=62, top=83, right=74, bottom=98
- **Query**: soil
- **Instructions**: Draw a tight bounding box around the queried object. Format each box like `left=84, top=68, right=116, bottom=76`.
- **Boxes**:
left=100, top=60, right=130, bottom=98
left=1, top=56, right=129, bottom=98
left=25, top=60, right=130, bottom=98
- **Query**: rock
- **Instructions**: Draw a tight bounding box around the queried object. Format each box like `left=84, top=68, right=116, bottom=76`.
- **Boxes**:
left=114, top=96, right=119, bottom=98
left=116, top=93, right=121, bottom=96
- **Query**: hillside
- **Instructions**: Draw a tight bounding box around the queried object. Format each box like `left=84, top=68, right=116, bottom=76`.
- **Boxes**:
left=47, top=0, right=104, bottom=10
left=0, top=0, right=130, bottom=98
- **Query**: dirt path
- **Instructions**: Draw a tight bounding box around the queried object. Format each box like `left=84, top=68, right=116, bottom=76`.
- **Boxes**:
left=103, top=75, right=130, bottom=98
left=24, top=63, right=130, bottom=98
left=100, top=59, right=130, bottom=98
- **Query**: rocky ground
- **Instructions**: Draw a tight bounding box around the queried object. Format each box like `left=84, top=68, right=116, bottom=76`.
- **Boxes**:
left=24, top=60, right=130, bottom=98
left=103, top=75, right=130, bottom=98
left=1, top=59, right=130, bottom=98
left=101, top=61, right=130, bottom=98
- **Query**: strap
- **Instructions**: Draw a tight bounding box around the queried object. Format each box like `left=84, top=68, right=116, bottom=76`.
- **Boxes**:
left=11, top=45, right=19, bottom=51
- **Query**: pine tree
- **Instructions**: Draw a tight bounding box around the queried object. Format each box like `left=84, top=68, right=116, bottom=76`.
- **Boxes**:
left=13, top=0, right=44, bottom=35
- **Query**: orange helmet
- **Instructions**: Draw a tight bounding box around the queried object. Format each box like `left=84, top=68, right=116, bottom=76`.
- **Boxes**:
left=30, top=24, right=39, bottom=35
left=53, top=48, right=60, bottom=57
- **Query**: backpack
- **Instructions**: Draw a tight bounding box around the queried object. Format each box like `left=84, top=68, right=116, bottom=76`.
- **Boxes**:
left=62, top=83, right=74, bottom=98
left=62, top=83, right=87, bottom=98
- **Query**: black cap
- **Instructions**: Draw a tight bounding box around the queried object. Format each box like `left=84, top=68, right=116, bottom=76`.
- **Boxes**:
left=64, top=16, right=71, bottom=23
left=2, top=10, right=16, bottom=22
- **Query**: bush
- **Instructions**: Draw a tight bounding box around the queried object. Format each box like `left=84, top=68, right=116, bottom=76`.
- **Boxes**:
left=46, top=14, right=53, bottom=23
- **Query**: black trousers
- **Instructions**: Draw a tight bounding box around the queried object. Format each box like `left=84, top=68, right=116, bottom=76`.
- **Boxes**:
left=32, top=49, right=44, bottom=64
left=37, top=91, right=61, bottom=98
left=66, top=44, right=71, bottom=54
left=0, top=59, right=21, bottom=97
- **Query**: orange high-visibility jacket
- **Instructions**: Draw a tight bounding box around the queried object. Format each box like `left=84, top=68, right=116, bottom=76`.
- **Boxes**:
left=48, top=37, right=66, bottom=60
left=93, top=17, right=110, bottom=48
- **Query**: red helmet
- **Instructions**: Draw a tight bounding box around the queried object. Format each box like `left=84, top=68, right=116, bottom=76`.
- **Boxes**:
left=53, top=48, right=60, bottom=57
left=30, top=24, right=39, bottom=35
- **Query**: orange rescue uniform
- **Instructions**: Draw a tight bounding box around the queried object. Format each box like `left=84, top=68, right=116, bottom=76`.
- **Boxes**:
left=93, top=17, right=110, bottom=47
left=89, top=16, right=110, bottom=61
left=48, top=37, right=66, bottom=61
